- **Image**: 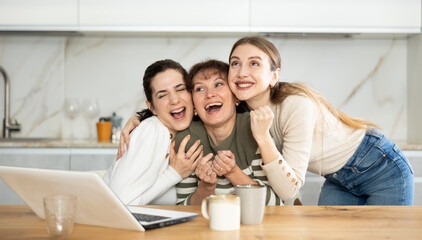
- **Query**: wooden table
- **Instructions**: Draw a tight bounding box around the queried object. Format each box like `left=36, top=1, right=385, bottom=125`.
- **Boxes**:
left=1, top=205, right=421, bottom=239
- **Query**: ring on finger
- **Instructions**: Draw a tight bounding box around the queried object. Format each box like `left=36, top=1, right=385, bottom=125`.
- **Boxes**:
left=184, top=155, right=189, bottom=160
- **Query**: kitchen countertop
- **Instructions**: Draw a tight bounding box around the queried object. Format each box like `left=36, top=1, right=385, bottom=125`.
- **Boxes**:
left=0, top=139, right=119, bottom=148
left=0, top=138, right=421, bottom=150
left=397, top=143, right=422, bottom=150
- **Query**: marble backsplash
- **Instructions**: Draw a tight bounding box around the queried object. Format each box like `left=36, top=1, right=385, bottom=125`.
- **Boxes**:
left=0, top=35, right=407, bottom=142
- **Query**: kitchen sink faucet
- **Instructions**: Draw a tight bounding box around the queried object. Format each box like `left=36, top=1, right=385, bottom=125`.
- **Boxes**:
left=0, top=65, right=21, bottom=138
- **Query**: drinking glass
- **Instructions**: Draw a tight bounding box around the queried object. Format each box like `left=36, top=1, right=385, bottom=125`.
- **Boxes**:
left=83, top=98, right=100, bottom=139
left=44, top=195, right=77, bottom=238
left=63, top=98, right=80, bottom=139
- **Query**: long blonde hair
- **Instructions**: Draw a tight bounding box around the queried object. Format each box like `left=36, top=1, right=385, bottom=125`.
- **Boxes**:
left=230, top=36, right=378, bottom=130
left=272, top=82, right=378, bottom=130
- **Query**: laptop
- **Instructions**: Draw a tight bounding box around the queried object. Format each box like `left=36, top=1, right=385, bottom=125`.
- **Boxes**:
left=0, top=166, right=198, bottom=231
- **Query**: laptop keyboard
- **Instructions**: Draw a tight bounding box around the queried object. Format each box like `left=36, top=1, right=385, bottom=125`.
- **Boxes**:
left=132, top=213, right=171, bottom=222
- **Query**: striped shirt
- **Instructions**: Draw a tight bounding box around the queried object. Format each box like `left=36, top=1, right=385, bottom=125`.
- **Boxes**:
left=175, top=112, right=283, bottom=206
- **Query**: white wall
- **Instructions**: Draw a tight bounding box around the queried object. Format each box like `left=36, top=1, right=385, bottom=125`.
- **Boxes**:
left=407, top=34, right=422, bottom=144
left=0, top=35, right=408, bottom=142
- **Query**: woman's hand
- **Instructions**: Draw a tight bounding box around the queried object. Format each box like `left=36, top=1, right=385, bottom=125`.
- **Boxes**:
left=195, top=155, right=217, bottom=185
left=189, top=155, right=217, bottom=205
left=116, top=116, right=141, bottom=160
left=212, top=150, right=236, bottom=177
left=250, top=106, right=274, bottom=143
left=169, top=135, right=204, bottom=179
left=250, top=105, right=280, bottom=166
left=213, top=150, right=257, bottom=186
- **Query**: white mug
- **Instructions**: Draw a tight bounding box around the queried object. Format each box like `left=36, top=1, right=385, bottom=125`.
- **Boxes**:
left=201, top=194, right=240, bottom=231
left=235, top=184, right=266, bottom=225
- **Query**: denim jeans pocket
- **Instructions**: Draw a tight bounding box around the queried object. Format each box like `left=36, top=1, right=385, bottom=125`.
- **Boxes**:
left=348, top=146, right=386, bottom=174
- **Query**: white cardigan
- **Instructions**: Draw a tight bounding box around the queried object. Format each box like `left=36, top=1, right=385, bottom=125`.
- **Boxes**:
left=103, top=116, right=182, bottom=205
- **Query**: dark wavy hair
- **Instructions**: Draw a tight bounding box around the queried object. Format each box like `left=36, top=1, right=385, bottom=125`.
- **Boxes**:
left=137, top=59, right=189, bottom=121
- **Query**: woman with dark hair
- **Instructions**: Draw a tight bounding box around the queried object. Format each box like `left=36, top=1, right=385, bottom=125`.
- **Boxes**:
left=103, top=59, right=211, bottom=205
left=228, top=36, right=414, bottom=205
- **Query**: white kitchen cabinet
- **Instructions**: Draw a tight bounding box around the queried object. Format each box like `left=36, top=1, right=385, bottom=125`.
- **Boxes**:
left=250, top=0, right=421, bottom=34
left=70, top=148, right=115, bottom=171
left=0, top=0, right=78, bottom=31
left=403, top=151, right=422, bottom=206
left=0, top=0, right=419, bottom=34
left=0, top=148, right=70, bottom=204
left=79, top=0, right=249, bottom=32
left=0, top=148, right=116, bottom=204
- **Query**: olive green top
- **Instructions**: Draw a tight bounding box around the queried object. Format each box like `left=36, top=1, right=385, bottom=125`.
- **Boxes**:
left=175, top=112, right=282, bottom=206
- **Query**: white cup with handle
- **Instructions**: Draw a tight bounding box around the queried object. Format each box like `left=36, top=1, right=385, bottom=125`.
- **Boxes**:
left=201, top=194, right=240, bottom=231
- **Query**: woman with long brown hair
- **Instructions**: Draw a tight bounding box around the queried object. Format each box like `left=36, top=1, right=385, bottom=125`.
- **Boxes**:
left=228, top=36, right=414, bottom=205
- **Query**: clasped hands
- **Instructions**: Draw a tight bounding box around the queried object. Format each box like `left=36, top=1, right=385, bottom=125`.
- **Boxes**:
left=169, top=135, right=236, bottom=184
left=194, top=150, right=236, bottom=185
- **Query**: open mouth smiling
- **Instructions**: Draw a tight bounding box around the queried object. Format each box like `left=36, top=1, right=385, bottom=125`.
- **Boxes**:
left=235, top=81, right=254, bottom=89
left=170, top=107, right=186, bottom=120
left=205, top=102, right=223, bottom=113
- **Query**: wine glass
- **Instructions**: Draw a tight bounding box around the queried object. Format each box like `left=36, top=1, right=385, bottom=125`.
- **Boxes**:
left=63, top=98, right=80, bottom=139
left=83, top=98, right=100, bottom=139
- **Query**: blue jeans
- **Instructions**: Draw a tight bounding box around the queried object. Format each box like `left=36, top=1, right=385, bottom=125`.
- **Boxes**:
left=318, top=129, right=414, bottom=205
